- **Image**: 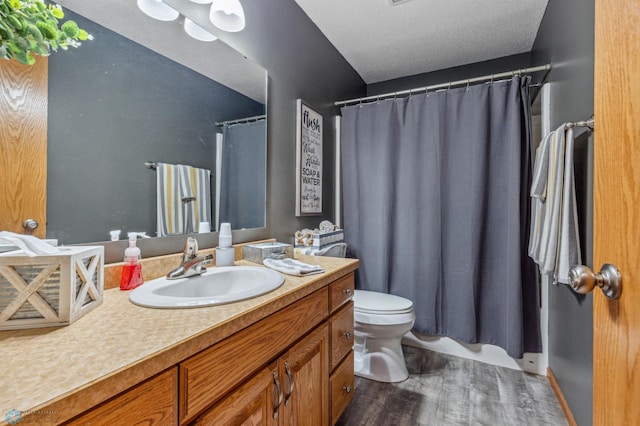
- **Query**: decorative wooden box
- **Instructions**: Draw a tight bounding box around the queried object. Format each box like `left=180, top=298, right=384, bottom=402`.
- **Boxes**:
left=295, top=229, right=344, bottom=249
left=0, top=246, right=104, bottom=331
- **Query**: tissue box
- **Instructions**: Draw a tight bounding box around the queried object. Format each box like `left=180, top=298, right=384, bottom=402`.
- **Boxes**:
left=295, top=229, right=344, bottom=249
left=0, top=246, right=104, bottom=330
left=243, top=242, right=293, bottom=265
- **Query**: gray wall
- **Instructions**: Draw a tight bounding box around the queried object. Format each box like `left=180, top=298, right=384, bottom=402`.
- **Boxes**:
left=532, top=1, right=595, bottom=425
left=213, top=0, right=366, bottom=244
left=367, top=52, right=532, bottom=96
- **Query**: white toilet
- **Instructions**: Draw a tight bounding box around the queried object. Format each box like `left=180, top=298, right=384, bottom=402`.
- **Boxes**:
left=353, top=290, right=416, bottom=383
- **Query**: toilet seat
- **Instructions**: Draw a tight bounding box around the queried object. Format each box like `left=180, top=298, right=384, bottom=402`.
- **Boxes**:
left=354, top=290, right=414, bottom=314
left=353, top=290, right=415, bottom=325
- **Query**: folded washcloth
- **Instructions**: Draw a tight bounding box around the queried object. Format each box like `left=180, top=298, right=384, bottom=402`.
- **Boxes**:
left=0, top=231, right=60, bottom=257
left=263, top=258, right=325, bottom=276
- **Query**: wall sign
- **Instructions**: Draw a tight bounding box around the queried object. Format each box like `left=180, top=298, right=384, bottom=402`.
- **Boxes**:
left=295, top=99, right=323, bottom=216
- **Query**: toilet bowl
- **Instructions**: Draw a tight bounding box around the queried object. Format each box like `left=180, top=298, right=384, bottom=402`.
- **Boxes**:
left=353, top=290, right=416, bottom=383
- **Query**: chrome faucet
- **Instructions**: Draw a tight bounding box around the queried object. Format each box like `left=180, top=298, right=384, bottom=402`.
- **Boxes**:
left=167, top=237, right=213, bottom=279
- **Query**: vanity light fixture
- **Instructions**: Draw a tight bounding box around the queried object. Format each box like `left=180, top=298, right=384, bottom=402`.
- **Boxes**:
left=184, top=18, right=218, bottom=42
left=209, top=0, right=245, bottom=32
left=137, top=0, right=179, bottom=21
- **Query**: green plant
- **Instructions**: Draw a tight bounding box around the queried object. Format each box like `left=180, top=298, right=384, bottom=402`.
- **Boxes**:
left=0, top=0, right=92, bottom=65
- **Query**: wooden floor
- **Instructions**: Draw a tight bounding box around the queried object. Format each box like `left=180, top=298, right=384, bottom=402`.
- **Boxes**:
left=337, top=346, right=568, bottom=426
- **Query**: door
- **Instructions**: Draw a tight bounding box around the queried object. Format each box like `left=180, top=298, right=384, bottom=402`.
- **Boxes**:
left=0, top=58, right=48, bottom=238
left=593, top=0, right=640, bottom=423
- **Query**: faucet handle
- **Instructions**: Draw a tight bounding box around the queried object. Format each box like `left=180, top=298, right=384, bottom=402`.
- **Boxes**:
left=184, top=237, right=199, bottom=262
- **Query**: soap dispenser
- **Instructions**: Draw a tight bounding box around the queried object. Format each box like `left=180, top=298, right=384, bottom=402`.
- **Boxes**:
left=216, top=223, right=235, bottom=266
left=120, top=232, right=144, bottom=290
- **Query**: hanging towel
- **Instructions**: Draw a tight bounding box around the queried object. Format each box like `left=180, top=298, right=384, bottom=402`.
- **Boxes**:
left=555, top=128, right=582, bottom=283
left=157, top=163, right=211, bottom=237
left=528, top=125, right=582, bottom=284
left=263, top=258, right=325, bottom=276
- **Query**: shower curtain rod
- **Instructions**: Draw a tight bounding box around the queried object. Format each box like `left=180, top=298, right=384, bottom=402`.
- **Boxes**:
left=215, top=114, right=266, bottom=127
left=334, top=63, right=552, bottom=107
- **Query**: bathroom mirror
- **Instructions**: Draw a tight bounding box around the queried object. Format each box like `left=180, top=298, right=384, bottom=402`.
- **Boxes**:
left=46, top=1, right=267, bottom=245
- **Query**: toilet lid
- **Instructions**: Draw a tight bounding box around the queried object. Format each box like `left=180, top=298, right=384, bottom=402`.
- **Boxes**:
left=353, top=290, right=414, bottom=314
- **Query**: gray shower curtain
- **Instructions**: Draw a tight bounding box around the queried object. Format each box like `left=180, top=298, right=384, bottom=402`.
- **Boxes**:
left=220, top=119, right=266, bottom=229
left=341, top=76, right=540, bottom=358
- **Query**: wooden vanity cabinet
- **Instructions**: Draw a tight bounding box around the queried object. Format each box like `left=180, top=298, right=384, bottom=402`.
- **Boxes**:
left=62, top=271, right=356, bottom=426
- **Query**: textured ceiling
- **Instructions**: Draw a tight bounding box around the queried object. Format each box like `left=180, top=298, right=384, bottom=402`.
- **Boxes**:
left=295, top=0, right=549, bottom=84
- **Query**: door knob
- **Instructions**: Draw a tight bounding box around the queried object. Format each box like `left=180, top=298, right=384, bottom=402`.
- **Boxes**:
left=22, top=219, right=38, bottom=235
left=568, top=264, right=621, bottom=299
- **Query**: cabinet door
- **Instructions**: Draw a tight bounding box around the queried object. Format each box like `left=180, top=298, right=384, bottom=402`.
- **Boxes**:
left=281, top=324, right=328, bottom=426
left=193, top=362, right=279, bottom=426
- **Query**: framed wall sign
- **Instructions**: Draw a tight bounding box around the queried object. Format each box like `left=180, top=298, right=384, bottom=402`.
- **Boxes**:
left=295, top=99, right=323, bottom=216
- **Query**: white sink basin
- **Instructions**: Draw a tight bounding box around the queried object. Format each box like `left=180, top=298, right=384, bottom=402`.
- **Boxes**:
left=129, top=266, right=284, bottom=308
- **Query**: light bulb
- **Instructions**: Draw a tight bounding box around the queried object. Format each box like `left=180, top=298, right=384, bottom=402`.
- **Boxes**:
left=209, top=0, right=245, bottom=32
left=137, top=0, right=179, bottom=21
left=184, top=18, right=218, bottom=42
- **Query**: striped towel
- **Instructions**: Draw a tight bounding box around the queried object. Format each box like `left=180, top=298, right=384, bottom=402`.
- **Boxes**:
left=528, top=125, right=582, bottom=284
left=157, top=163, right=211, bottom=237
left=263, top=258, right=325, bottom=276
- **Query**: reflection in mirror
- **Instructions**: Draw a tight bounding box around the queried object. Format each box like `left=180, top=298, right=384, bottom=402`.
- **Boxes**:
left=46, top=1, right=267, bottom=245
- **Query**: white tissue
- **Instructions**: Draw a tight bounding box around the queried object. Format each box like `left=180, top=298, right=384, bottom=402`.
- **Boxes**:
left=0, top=231, right=60, bottom=257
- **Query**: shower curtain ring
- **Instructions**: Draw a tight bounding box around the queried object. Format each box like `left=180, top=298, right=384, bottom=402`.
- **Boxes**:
left=466, top=79, right=470, bottom=91
left=447, top=82, right=452, bottom=92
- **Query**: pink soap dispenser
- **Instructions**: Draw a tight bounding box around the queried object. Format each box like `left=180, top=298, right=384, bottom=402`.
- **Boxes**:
left=120, top=233, right=144, bottom=290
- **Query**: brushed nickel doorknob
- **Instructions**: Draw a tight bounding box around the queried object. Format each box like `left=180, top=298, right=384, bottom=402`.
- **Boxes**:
left=22, top=219, right=38, bottom=235
left=23, top=219, right=38, bottom=230
left=568, top=264, right=621, bottom=299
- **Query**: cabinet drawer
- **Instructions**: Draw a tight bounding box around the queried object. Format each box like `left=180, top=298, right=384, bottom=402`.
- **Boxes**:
left=179, top=288, right=328, bottom=424
left=66, top=368, right=178, bottom=426
left=330, top=351, right=354, bottom=426
left=329, top=273, right=354, bottom=313
left=330, top=301, right=354, bottom=371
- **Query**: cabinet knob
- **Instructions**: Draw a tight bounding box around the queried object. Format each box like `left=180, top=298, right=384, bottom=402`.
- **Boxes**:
left=342, top=385, right=352, bottom=393
left=343, top=331, right=352, bottom=340
left=343, top=288, right=352, bottom=296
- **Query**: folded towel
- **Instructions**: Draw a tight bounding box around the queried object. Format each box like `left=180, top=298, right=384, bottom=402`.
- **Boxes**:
left=0, top=231, right=60, bottom=257
left=529, top=125, right=566, bottom=273
left=263, top=258, right=325, bottom=276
